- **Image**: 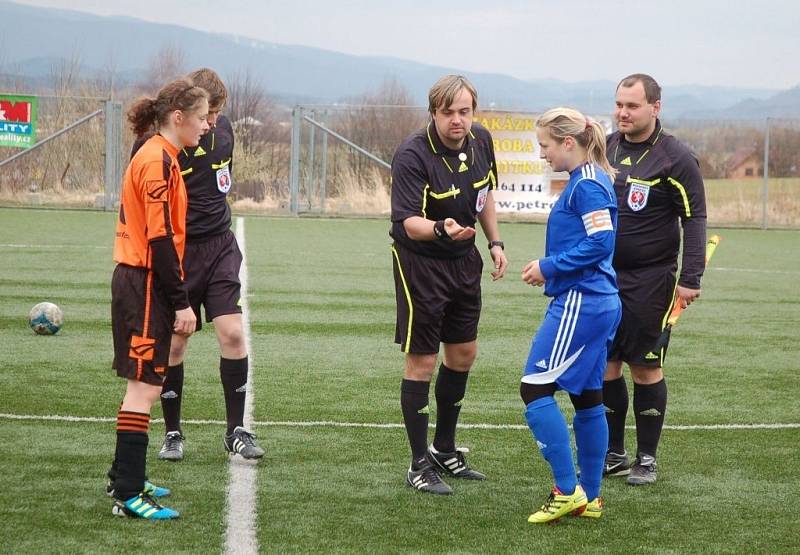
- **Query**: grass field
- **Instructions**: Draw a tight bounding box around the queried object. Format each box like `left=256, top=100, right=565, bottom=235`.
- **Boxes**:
left=1, top=207, right=798, bottom=554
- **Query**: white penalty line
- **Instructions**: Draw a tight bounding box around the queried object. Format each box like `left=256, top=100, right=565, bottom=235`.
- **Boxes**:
left=224, top=217, right=258, bottom=555
left=1, top=413, right=798, bottom=431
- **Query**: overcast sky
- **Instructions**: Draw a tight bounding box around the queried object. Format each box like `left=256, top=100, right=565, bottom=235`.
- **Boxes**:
left=15, top=0, right=800, bottom=89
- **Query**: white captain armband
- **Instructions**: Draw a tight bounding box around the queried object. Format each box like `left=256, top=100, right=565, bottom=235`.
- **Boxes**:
left=581, top=209, right=614, bottom=235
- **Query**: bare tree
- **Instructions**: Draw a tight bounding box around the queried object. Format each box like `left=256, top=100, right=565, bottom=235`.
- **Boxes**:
left=140, top=44, right=186, bottom=93
left=223, top=68, right=292, bottom=202
left=330, top=77, right=422, bottom=194
left=226, top=68, right=267, bottom=153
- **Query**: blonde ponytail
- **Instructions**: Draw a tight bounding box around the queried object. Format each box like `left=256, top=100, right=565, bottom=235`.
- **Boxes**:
left=536, top=107, right=617, bottom=178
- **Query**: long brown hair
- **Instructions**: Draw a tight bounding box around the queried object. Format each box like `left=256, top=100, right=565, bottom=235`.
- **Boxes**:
left=536, top=107, right=616, bottom=178
left=127, top=77, right=209, bottom=137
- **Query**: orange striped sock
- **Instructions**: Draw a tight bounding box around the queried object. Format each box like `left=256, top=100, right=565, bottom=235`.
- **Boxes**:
left=117, top=410, right=150, bottom=433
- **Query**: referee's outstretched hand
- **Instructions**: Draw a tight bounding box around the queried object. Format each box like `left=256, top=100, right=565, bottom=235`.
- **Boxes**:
left=444, top=218, right=476, bottom=241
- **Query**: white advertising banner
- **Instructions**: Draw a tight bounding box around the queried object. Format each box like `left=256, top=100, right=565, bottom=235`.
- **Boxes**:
left=475, top=112, right=612, bottom=214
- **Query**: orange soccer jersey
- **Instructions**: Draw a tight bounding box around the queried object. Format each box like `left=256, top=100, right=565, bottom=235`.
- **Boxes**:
left=113, top=134, right=188, bottom=272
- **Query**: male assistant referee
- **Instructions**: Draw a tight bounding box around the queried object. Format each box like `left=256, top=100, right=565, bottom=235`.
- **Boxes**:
left=603, top=74, right=707, bottom=485
left=390, top=75, right=507, bottom=495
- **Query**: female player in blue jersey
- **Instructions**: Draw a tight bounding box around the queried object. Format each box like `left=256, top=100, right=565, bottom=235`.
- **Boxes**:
left=520, top=107, right=621, bottom=523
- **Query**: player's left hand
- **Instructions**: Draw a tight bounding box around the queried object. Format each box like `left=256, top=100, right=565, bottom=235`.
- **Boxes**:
left=489, top=247, right=507, bottom=281
left=676, top=285, right=701, bottom=308
left=521, top=259, right=545, bottom=287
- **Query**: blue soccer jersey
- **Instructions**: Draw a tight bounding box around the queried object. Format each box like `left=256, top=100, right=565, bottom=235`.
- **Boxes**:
left=523, top=163, right=621, bottom=394
left=538, top=163, right=618, bottom=297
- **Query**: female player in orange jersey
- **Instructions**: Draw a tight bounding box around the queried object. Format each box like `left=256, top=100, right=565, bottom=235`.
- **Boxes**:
left=106, top=77, right=209, bottom=520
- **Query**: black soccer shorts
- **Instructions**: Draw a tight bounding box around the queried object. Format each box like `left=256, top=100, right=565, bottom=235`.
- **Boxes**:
left=111, top=264, right=172, bottom=386
left=183, top=229, right=243, bottom=331
left=391, top=243, right=483, bottom=354
left=608, top=263, right=678, bottom=368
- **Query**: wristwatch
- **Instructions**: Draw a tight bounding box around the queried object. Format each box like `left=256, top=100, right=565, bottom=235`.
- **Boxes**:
left=488, top=240, right=504, bottom=250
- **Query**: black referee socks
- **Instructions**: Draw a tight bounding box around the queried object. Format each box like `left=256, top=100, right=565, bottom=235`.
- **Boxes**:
left=634, top=379, right=668, bottom=457
left=433, top=364, right=469, bottom=453
left=161, top=362, right=184, bottom=434
left=401, top=378, right=430, bottom=465
left=603, top=376, right=629, bottom=454
left=220, top=356, right=248, bottom=435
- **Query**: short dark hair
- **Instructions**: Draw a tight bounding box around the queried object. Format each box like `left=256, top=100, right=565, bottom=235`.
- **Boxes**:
left=617, top=73, right=661, bottom=104
left=188, top=68, right=227, bottom=110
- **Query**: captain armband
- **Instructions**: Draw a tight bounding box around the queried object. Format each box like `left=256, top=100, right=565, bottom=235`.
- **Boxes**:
left=581, top=209, right=614, bottom=236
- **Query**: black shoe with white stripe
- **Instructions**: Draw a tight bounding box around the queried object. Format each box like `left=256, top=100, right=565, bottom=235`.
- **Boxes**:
left=426, top=445, right=486, bottom=480
left=406, top=462, right=453, bottom=495
left=603, top=450, right=632, bottom=477
left=223, top=426, right=265, bottom=459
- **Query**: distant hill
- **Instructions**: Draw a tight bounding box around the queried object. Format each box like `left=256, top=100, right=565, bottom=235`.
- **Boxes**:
left=1, top=0, right=796, bottom=119
left=719, top=86, right=800, bottom=119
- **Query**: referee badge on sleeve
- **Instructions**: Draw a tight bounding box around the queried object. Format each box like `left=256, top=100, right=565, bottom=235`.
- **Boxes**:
left=627, top=183, right=649, bottom=211
left=216, top=166, right=232, bottom=194
left=475, top=186, right=489, bottom=213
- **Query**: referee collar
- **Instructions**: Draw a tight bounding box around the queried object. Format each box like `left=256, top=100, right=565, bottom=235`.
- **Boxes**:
left=426, top=120, right=472, bottom=157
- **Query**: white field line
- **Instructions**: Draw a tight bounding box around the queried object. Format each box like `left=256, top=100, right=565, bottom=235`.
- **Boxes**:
left=1, top=413, right=797, bottom=431
left=224, top=217, right=258, bottom=555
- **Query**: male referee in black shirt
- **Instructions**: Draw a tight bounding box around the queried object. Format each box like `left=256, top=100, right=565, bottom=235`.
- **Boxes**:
left=603, top=74, right=707, bottom=485
left=390, top=75, right=507, bottom=495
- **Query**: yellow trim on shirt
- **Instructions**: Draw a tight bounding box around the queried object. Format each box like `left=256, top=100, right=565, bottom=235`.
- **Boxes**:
left=429, top=187, right=461, bottom=200
left=668, top=177, right=692, bottom=218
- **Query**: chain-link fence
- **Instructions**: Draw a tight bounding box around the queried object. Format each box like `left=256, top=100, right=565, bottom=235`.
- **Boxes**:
left=0, top=95, right=123, bottom=210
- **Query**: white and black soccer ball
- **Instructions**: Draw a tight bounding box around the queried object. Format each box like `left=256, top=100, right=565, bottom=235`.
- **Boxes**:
left=28, top=302, right=63, bottom=335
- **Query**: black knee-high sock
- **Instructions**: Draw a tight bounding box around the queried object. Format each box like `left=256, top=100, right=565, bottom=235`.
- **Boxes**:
left=603, top=376, right=629, bottom=454
left=161, top=363, right=184, bottom=434
left=400, top=379, right=430, bottom=466
left=108, top=401, right=122, bottom=482
left=220, top=356, right=248, bottom=435
left=114, top=410, right=150, bottom=501
left=633, top=379, right=667, bottom=458
left=433, top=364, right=468, bottom=453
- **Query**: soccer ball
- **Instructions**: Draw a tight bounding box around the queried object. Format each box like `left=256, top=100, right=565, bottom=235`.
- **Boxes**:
left=28, top=302, right=63, bottom=335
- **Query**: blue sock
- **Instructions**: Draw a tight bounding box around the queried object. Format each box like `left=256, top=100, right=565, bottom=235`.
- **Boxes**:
left=573, top=404, right=608, bottom=501
left=524, top=396, right=576, bottom=495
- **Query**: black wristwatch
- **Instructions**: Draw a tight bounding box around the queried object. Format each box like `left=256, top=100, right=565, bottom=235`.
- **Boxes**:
left=488, top=240, right=504, bottom=250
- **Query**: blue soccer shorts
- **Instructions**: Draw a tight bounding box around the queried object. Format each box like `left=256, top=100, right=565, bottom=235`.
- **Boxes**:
left=522, top=290, right=621, bottom=395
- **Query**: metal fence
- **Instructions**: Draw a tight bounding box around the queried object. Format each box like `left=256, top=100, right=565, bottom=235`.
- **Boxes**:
left=0, top=95, right=123, bottom=211
left=286, top=104, right=426, bottom=216
left=664, top=117, right=800, bottom=229
left=2, top=98, right=797, bottom=230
